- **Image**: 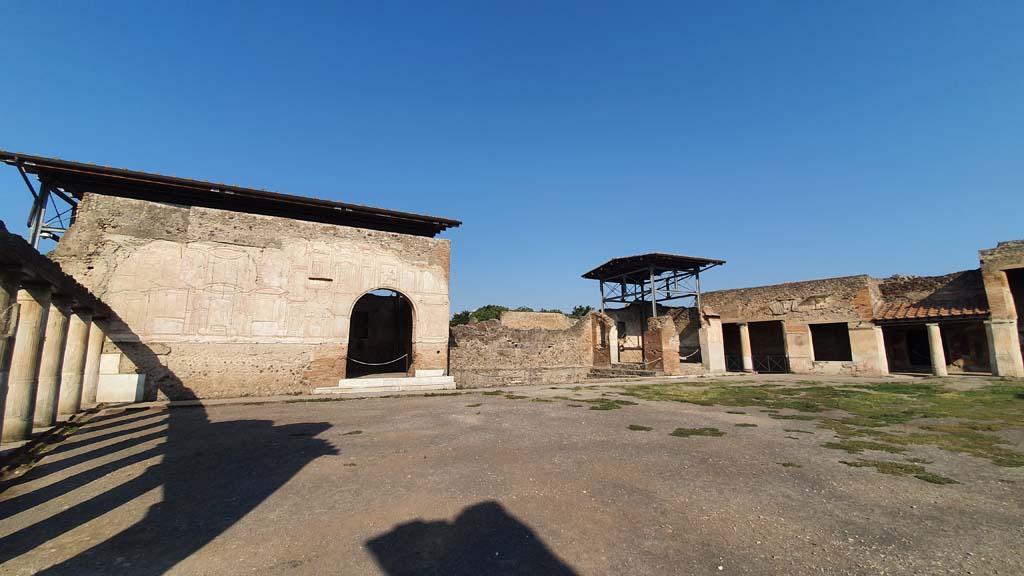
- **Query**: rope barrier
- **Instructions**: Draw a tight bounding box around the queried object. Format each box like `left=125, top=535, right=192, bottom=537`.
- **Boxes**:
left=347, top=354, right=409, bottom=367
left=680, top=348, right=700, bottom=360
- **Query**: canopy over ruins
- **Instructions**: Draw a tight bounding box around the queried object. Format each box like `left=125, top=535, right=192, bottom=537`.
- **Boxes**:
left=1, top=150, right=461, bottom=246
left=583, top=252, right=725, bottom=313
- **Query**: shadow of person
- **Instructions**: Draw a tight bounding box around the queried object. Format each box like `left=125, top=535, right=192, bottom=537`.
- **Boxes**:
left=0, top=316, right=339, bottom=575
left=367, top=501, right=578, bottom=576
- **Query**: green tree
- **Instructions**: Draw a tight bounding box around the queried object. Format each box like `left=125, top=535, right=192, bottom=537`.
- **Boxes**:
left=513, top=306, right=534, bottom=312
left=471, top=304, right=509, bottom=322
left=538, top=308, right=563, bottom=315
left=450, top=310, right=472, bottom=326
left=569, top=305, right=594, bottom=318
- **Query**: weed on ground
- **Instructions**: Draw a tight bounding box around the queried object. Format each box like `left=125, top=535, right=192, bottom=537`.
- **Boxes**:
left=670, top=427, right=724, bottom=438
left=840, top=459, right=959, bottom=484
left=628, top=424, right=653, bottom=431
left=735, top=423, right=758, bottom=427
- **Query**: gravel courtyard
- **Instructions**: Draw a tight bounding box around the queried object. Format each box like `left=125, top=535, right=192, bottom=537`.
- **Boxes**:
left=1, top=376, right=1022, bottom=576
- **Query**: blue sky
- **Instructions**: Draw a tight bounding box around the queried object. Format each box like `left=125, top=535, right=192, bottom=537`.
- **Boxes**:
left=1, top=1, right=1021, bottom=314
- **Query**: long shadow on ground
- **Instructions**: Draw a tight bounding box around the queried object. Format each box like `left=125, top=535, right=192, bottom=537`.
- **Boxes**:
left=0, top=323, right=337, bottom=575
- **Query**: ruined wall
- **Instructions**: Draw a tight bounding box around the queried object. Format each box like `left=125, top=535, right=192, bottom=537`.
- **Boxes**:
left=979, top=240, right=1024, bottom=377
left=703, top=275, right=875, bottom=324
left=604, top=302, right=703, bottom=364
left=449, top=312, right=611, bottom=387
left=643, top=316, right=680, bottom=375
left=499, top=311, right=574, bottom=330
left=50, top=194, right=452, bottom=399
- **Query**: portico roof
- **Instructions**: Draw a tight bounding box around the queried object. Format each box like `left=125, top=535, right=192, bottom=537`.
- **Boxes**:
left=582, top=252, right=725, bottom=283
left=1, top=150, right=461, bottom=237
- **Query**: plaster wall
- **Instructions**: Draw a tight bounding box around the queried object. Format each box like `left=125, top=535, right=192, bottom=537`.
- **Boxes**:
left=50, top=194, right=452, bottom=399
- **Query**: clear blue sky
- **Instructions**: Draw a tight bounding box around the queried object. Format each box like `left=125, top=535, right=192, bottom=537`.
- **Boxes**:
left=1, top=1, right=1021, bottom=314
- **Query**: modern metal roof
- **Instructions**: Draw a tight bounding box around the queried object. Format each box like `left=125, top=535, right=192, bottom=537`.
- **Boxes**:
left=0, top=150, right=461, bottom=237
left=582, top=252, right=725, bottom=282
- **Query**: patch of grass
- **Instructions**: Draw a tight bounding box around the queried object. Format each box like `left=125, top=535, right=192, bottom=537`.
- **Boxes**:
left=783, top=428, right=814, bottom=434
left=670, top=427, right=724, bottom=438
left=343, top=430, right=362, bottom=436
left=617, top=380, right=1024, bottom=468
left=63, top=424, right=80, bottom=434
left=725, top=410, right=746, bottom=415
left=628, top=424, right=653, bottom=431
left=582, top=398, right=638, bottom=411
left=530, top=398, right=554, bottom=403
left=735, top=423, right=758, bottom=428
left=481, top=390, right=504, bottom=396
left=777, top=462, right=802, bottom=468
left=567, top=404, right=583, bottom=408
left=465, top=403, right=482, bottom=408
left=343, top=463, right=357, bottom=467
left=551, top=396, right=573, bottom=401
left=905, top=457, right=933, bottom=464
left=822, top=440, right=905, bottom=454
left=504, top=394, right=529, bottom=400
left=840, top=459, right=959, bottom=485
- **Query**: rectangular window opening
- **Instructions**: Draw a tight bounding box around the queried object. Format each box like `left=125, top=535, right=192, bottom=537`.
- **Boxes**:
left=810, top=323, right=853, bottom=362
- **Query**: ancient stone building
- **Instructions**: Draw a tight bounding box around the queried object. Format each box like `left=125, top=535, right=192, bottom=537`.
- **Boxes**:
left=602, top=242, right=1024, bottom=379
left=1, top=151, right=460, bottom=401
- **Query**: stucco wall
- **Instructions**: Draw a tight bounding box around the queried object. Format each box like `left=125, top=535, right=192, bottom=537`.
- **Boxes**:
left=51, top=194, right=451, bottom=399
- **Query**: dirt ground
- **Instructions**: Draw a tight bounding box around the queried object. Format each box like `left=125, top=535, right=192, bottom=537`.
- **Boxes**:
left=1, top=376, right=1022, bottom=575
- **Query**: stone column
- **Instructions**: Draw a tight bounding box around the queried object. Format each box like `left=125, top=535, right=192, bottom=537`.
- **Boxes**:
left=926, top=323, right=947, bottom=377
left=80, top=320, right=106, bottom=408
left=609, top=322, right=619, bottom=364
left=738, top=322, right=754, bottom=373
left=0, top=267, right=22, bottom=437
left=58, top=308, right=93, bottom=416
left=2, top=283, right=52, bottom=442
left=874, top=326, right=890, bottom=376
left=985, top=319, right=1024, bottom=378
left=699, top=314, right=726, bottom=374
left=33, top=297, right=72, bottom=427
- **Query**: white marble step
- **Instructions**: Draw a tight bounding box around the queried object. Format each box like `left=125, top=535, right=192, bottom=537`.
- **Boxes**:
left=313, top=375, right=456, bottom=395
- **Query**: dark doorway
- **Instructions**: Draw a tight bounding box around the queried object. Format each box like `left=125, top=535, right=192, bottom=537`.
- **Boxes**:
left=882, top=325, right=932, bottom=373
left=722, top=323, right=743, bottom=372
left=1007, top=268, right=1024, bottom=360
left=347, top=289, right=413, bottom=378
left=749, top=320, right=788, bottom=373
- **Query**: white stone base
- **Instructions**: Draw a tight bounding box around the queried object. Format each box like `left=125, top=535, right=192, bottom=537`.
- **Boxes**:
left=313, top=375, right=456, bottom=395
left=97, top=373, right=146, bottom=403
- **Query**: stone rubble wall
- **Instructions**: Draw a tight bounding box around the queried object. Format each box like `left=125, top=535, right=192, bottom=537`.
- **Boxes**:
left=449, top=312, right=613, bottom=387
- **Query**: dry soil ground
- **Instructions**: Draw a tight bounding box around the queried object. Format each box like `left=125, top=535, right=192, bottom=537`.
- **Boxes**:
left=1, top=376, right=1022, bottom=575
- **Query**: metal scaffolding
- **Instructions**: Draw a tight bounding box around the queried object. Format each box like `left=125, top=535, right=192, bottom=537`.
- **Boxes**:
left=583, top=252, right=725, bottom=315
left=582, top=253, right=725, bottom=365
left=5, top=157, right=78, bottom=248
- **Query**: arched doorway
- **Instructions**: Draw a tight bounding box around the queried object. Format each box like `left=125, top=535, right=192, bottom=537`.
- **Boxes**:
left=347, top=289, right=414, bottom=378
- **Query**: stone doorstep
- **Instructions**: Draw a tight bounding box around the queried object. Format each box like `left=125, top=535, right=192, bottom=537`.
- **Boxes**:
left=313, top=375, right=457, bottom=395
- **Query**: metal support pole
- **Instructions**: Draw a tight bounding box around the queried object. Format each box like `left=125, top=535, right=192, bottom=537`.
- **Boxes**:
left=649, top=265, right=657, bottom=318
left=27, top=180, right=51, bottom=249
left=695, top=271, right=702, bottom=314
left=599, top=281, right=605, bottom=312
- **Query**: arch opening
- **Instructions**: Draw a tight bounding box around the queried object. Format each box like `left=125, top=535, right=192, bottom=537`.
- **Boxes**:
left=347, top=289, right=413, bottom=378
